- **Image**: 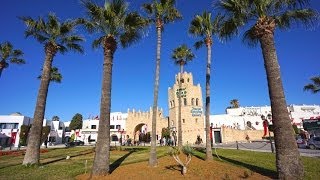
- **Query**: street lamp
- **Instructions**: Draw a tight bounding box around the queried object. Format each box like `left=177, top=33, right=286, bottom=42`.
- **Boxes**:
left=118, top=128, right=125, bottom=146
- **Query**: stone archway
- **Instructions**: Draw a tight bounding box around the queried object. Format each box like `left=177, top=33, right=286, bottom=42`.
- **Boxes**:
left=133, top=123, right=150, bottom=144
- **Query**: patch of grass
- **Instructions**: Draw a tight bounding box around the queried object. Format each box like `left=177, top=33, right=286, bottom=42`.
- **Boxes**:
left=194, top=148, right=320, bottom=179
left=0, top=146, right=168, bottom=180
left=2, top=147, right=318, bottom=179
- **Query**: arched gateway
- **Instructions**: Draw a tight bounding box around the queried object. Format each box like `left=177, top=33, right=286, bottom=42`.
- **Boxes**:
left=125, top=108, right=168, bottom=143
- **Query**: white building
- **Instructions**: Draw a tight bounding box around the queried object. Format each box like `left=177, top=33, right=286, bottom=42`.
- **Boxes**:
left=210, top=104, right=320, bottom=130
left=0, top=113, right=33, bottom=147
left=69, top=112, right=128, bottom=145
left=43, top=119, right=66, bottom=145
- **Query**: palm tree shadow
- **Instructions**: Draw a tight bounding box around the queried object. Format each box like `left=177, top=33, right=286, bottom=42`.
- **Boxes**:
left=212, top=154, right=277, bottom=179
left=41, top=150, right=93, bottom=165
left=109, top=151, right=134, bottom=173
left=194, top=148, right=277, bottom=179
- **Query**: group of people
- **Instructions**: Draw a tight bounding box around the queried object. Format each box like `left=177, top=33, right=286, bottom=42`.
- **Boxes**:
left=160, top=136, right=176, bottom=146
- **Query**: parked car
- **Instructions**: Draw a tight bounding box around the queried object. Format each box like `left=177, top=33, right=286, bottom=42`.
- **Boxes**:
left=65, top=140, right=84, bottom=147
left=307, top=137, right=320, bottom=150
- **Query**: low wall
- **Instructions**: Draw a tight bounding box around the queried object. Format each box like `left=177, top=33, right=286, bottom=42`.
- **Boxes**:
left=221, top=127, right=271, bottom=143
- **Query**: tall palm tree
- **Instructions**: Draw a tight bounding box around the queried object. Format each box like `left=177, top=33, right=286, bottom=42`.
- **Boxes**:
left=304, top=76, right=320, bottom=94
left=217, top=0, right=317, bottom=178
left=20, top=13, right=84, bottom=166
left=0, top=41, right=25, bottom=77
left=189, top=12, right=223, bottom=161
left=142, top=0, right=182, bottom=167
left=81, top=0, right=146, bottom=175
left=230, top=99, right=240, bottom=108
left=171, top=44, right=194, bottom=148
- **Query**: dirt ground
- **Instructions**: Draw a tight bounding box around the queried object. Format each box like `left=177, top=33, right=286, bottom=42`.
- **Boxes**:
left=77, top=155, right=271, bottom=180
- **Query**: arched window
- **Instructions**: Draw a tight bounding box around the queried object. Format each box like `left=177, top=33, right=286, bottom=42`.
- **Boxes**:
left=170, top=101, right=172, bottom=107
left=180, top=78, right=184, bottom=83
left=183, top=119, right=185, bottom=123
left=191, top=98, right=194, bottom=106
left=195, top=118, right=198, bottom=123
left=187, top=78, right=190, bottom=82
left=196, top=98, right=199, bottom=106
left=172, top=100, right=175, bottom=107
left=184, top=98, right=187, bottom=106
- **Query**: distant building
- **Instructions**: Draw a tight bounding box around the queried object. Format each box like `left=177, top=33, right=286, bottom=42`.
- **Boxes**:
left=0, top=113, right=33, bottom=147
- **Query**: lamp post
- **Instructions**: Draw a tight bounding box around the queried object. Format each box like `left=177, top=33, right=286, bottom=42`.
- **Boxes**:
left=118, top=128, right=125, bottom=146
left=261, top=115, right=274, bottom=153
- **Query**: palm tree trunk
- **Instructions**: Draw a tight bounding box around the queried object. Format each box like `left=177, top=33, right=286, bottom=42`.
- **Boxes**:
left=91, top=38, right=115, bottom=175
left=259, top=33, right=303, bottom=179
left=178, top=64, right=183, bottom=148
left=149, top=24, right=161, bottom=167
left=23, top=49, right=54, bottom=165
left=205, top=41, right=213, bottom=161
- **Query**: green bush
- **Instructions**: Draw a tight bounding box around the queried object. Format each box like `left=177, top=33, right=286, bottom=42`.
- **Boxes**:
left=19, top=125, right=31, bottom=146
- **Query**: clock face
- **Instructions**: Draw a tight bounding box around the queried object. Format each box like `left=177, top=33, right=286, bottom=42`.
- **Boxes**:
left=176, top=88, right=187, bottom=98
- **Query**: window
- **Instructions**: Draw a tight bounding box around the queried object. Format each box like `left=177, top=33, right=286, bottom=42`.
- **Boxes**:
left=172, top=100, right=175, bottom=107
left=195, top=118, right=198, bottom=123
left=1, top=123, right=19, bottom=129
left=183, top=119, right=185, bottom=123
left=191, top=98, right=194, bottom=106
left=110, top=125, right=115, bottom=129
left=111, top=135, right=118, bottom=141
left=196, top=98, right=199, bottom=106
left=91, top=125, right=97, bottom=129
left=116, top=125, right=121, bottom=130
left=187, top=78, right=189, bottom=82
left=184, top=98, right=187, bottom=106
left=0, top=123, right=6, bottom=129
left=180, top=79, right=184, bottom=83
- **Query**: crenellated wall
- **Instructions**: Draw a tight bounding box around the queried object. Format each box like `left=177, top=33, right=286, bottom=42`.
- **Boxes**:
left=125, top=107, right=168, bottom=141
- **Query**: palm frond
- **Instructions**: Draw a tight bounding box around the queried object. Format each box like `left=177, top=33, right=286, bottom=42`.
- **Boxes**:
left=311, top=76, right=320, bottom=86
left=242, top=27, right=259, bottom=47
left=38, top=66, right=62, bottom=83
left=10, top=58, right=26, bottom=64
left=92, top=36, right=105, bottom=49
left=275, top=8, right=318, bottom=30
left=194, top=40, right=204, bottom=50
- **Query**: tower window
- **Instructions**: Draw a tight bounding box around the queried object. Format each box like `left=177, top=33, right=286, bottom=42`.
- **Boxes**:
left=180, top=79, right=184, bottom=83
left=196, top=98, right=199, bottom=106
left=187, top=78, right=189, bottom=82
left=183, top=119, right=185, bottom=123
left=191, top=98, right=194, bottom=106
left=195, top=118, right=198, bottom=123
left=172, top=100, right=175, bottom=107
left=184, top=98, right=187, bottom=106
left=170, top=101, right=172, bottom=107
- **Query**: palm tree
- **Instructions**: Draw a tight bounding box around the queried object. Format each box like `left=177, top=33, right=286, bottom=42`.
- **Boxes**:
left=189, top=12, right=223, bottom=161
left=304, top=76, right=320, bottom=94
left=230, top=99, right=240, bottom=108
left=142, top=0, right=182, bottom=167
left=0, top=41, right=25, bottom=77
left=20, top=13, right=84, bottom=166
left=217, top=0, right=317, bottom=178
left=171, top=44, right=194, bottom=148
left=81, top=0, right=146, bottom=175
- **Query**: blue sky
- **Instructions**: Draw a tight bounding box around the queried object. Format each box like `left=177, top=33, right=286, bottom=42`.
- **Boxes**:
left=1, top=0, right=319, bottom=121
